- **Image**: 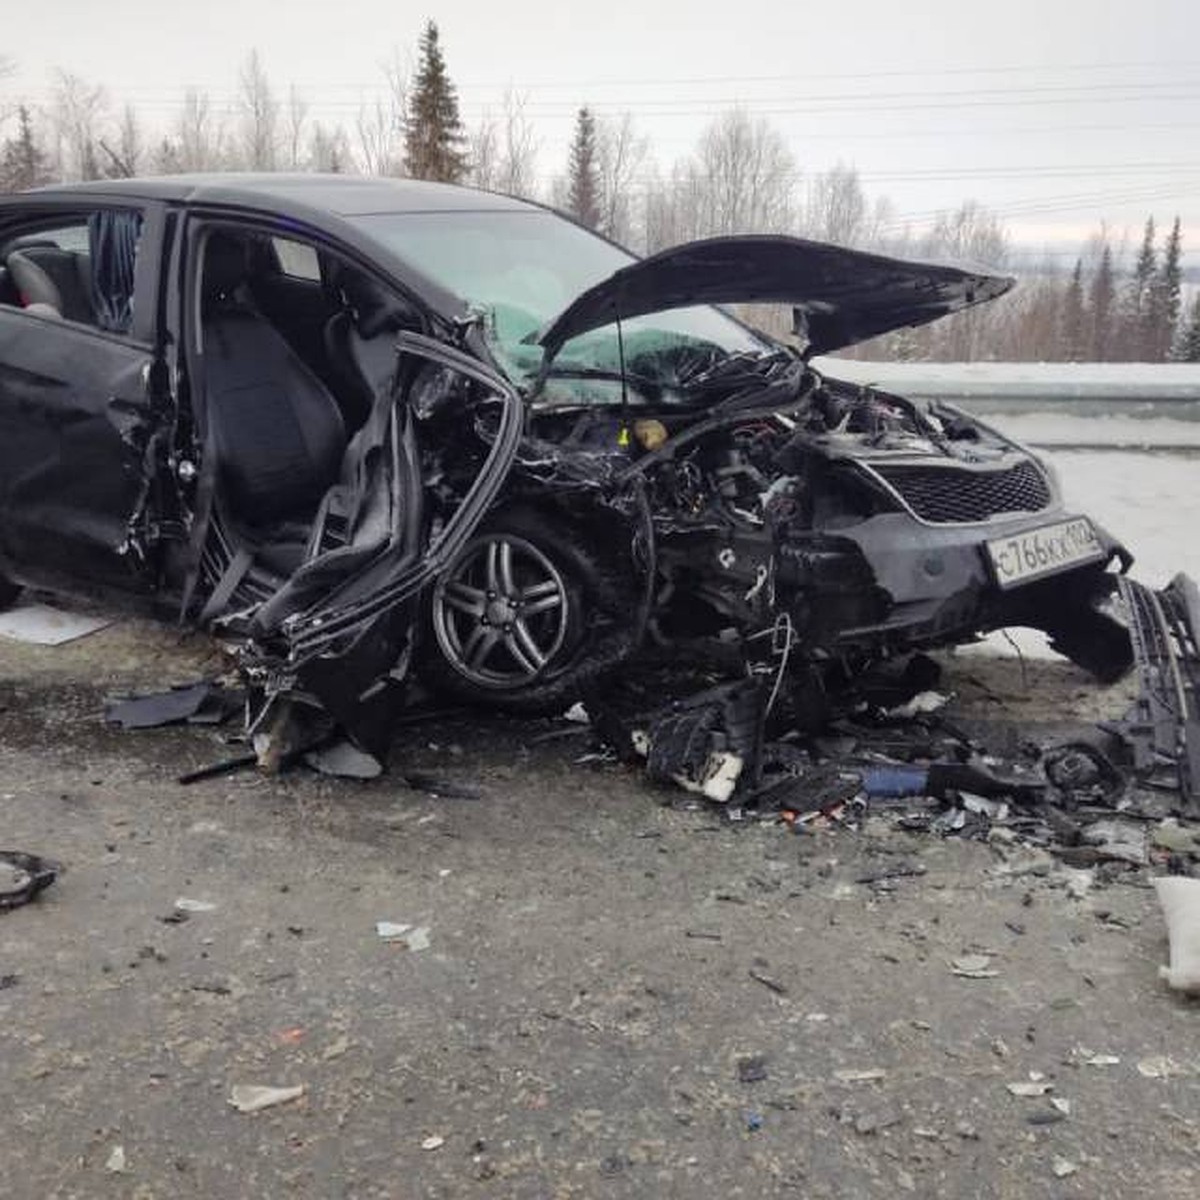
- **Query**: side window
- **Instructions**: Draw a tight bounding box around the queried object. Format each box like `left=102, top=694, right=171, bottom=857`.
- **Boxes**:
left=0, top=209, right=144, bottom=334
left=272, top=236, right=321, bottom=282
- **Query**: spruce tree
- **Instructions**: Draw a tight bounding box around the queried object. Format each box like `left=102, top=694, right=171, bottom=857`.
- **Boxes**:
left=1150, top=216, right=1183, bottom=361
left=1087, top=244, right=1115, bottom=361
left=1060, top=259, right=1086, bottom=361
left=405, top=21, right=468, bottom=183
left=566, top=106, right=601, bottom=228
left=0, top=105, right=53, bottom=192
left=1177, top=294, right=1200, bottom=362
left=1121, top=216, right=1157, bottom=359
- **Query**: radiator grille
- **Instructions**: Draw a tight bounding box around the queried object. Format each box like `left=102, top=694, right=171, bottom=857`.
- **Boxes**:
left=872, top=459, right=1051, bottom=524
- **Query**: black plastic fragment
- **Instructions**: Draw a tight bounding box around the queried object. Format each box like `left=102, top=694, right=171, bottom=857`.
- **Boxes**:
left=105, top=681, right=242, bottom=730
left=0, top=851, right=61, bottom=910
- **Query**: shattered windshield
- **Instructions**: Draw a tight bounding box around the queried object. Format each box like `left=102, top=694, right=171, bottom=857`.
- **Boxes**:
left=353, top=210, right=771, bottom=402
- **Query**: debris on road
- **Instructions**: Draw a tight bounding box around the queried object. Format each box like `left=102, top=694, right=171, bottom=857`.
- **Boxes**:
left=1136, top=1055, right=1185, bottom=1079
left=0, top=602, right=111, bottom=646
left=1153, top=876, right=1200, bottom=995
left=736, top=1055, right=769, bottom=1084
left=747, top=967, right=788, bottom=996
left=105, top=681, right=242, bottom=729
left=1117, top=574, right=1200, bottom=812
left=0, top=851, right=60, bottom=910
left=104, top=1145, right=127, bottom=1174
left=834, top=1068, right=887, bottom=1084
left=1051, top=1156, right=1079, bottom=1179
left=1007, top=1080, right=1054, bottom=1097
left=951, top=954, right=999, bottom=979
left=375, top=922, right=432, bottom=951
left=174, top=897, right=217, bottom=914
left=228, top=1084, right=306, bottom=1113
left=421, top=1135, right=446, bottom=1152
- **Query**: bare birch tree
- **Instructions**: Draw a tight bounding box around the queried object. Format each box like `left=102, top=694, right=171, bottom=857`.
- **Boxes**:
left=356, top=50, right=407, bottom=175
left=50, top=70, right=108, bottom=180
left=175, top=87, right=224, bottom=171
left=596, top=113, right=647, bottom=244
left=286, top=84, right=309, bottom=169
left=237, top=50, right=278, bottom=170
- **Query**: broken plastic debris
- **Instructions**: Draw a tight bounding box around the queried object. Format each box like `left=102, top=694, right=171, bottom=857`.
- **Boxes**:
left=421, top=1134, right=445, bottom=1151
left=1083, top=1053, right=1120, bottom=1067
left=951, top=954, right=998, bottom=979
left=834, top=1068, right=887, bottom=1083
left=304, top=738, right=383, bottom=779
left=0, top=602, right=111, bottom=646
left=885, top=690, right=951, bottom=719
left=1052, top=1156, right=1079, bottom=1179
left=105, top=1145, right=127, bottom=1173
left=736, top=1055, right=769, bottom=1084
left=1006, top=1081, right=1053, bottom=1097
left=1136, top=1055, right=1184, bottom=1079
left=562, top=702, right=590, bottom=724
left=174, top=897, right=217, bottom=914
left=228, top=1084, right=305, bottom=1113
left=375, top=922, right=431, bottom=951
left=1051, top=1097, right=1072, bottom=1116
left=1153, top=876, right=1200, bottom=996
left=0, top=850, right=60, bottom=910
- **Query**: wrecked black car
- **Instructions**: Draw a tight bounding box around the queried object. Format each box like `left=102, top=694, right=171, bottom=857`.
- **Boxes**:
left=0, top=174, right=1133, bottom=767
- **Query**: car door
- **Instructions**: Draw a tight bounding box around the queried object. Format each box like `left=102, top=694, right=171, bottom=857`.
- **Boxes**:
left=0, top=200, right=170, bottom=594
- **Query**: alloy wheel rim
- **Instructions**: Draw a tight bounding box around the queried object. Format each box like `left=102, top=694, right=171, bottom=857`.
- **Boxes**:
left=432, top=533, right=570, bottom=689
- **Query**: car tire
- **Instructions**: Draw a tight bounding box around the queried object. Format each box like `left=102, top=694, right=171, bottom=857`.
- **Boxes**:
left=418, top=508, right=634, bottom=716
left=0, top=575, right=21, bottom=611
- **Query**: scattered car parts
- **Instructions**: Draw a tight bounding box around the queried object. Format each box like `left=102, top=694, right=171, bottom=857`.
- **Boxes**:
left=0, top=851, right=60, bottom=910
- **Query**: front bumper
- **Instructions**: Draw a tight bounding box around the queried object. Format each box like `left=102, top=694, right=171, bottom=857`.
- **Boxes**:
left=790, top=508, right=1130, bottom=651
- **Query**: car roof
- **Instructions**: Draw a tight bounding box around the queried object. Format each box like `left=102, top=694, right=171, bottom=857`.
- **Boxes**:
left=19, top=173, right=538, bottom=218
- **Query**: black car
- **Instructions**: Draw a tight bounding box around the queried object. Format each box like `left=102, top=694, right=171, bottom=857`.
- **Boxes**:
left=0, top=174, right=1132, bottom=767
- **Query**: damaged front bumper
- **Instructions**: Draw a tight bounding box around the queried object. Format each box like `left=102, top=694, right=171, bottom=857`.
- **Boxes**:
left=813, top=509, right=1131, bottom=652
left=1117, top=573, right=1200, bottom=810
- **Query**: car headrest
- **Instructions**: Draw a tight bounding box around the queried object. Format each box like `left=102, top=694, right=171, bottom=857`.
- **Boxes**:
left=7, top=250, right=64, bottom=315
left=203, top=232, right=249, bottom=305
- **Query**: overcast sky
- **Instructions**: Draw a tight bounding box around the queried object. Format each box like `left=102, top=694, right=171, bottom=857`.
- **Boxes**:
left=7, top=0, right=1199, bottom=261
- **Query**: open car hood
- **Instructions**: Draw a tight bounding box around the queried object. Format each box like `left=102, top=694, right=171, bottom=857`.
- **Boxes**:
left=537, top=235, right=1014, bottom=360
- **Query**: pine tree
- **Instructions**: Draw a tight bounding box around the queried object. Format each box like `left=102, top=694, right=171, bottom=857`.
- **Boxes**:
left=1176, top=294, right=1200, bottom=363
left=1087, top=244, right=1115, bottom=361
left=1121, top=216, right=1157, bottom=359
left=404, top=21, right=468, bottom=183
left=1060, top=259, right=1086, bottom=361
left=566, top=106, right=601, bottom=228
left=1149, top=216, right=1183, bottom=361
left=0, top=105, right=53, bottom=192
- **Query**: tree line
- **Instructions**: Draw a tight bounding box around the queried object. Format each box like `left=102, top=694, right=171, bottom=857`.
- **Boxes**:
left=2, top=26, right=1197, bottom=363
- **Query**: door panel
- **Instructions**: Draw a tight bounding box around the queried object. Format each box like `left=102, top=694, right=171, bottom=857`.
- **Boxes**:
left=0, top=312, right=158, bottom=590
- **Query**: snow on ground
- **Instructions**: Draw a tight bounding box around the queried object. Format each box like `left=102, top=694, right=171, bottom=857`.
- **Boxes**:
left=963, top=425, right=1200, bottom=661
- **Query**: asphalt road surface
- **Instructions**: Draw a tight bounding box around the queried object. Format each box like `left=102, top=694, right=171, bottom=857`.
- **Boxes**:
left=1, top=618, right=1197, bottom=1199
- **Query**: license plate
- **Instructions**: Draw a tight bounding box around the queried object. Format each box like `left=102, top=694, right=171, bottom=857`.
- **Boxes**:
left=986, top=518, right=1104, bottom=589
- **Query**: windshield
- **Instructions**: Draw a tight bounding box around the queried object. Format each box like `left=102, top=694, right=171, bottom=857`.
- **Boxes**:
left=353, top=210, right=771, bottom=402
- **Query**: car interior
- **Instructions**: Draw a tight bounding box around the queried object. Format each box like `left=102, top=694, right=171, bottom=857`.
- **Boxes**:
left=194, top=227, right=425, bottom=590
left=0, top=211, right=142, bottom=331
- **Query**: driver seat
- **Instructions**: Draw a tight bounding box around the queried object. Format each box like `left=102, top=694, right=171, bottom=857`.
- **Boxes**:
left=201, top=233, right=347, bottom=571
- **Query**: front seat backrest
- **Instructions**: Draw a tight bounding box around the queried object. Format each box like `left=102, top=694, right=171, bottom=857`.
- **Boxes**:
left=7, top=247, right=94, bottom=324
left=202, top=233, right=347, bottom=527
left=323, top=267, right=421, bottom=427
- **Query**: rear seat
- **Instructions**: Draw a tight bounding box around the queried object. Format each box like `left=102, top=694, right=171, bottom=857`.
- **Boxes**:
left=5, top=246, right=94, bottom=324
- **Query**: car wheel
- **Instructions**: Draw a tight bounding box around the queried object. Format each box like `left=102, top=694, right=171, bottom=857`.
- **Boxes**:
left=0, top=575, right=21, bottom=610
left=420, top=509, right=630, bottom=715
